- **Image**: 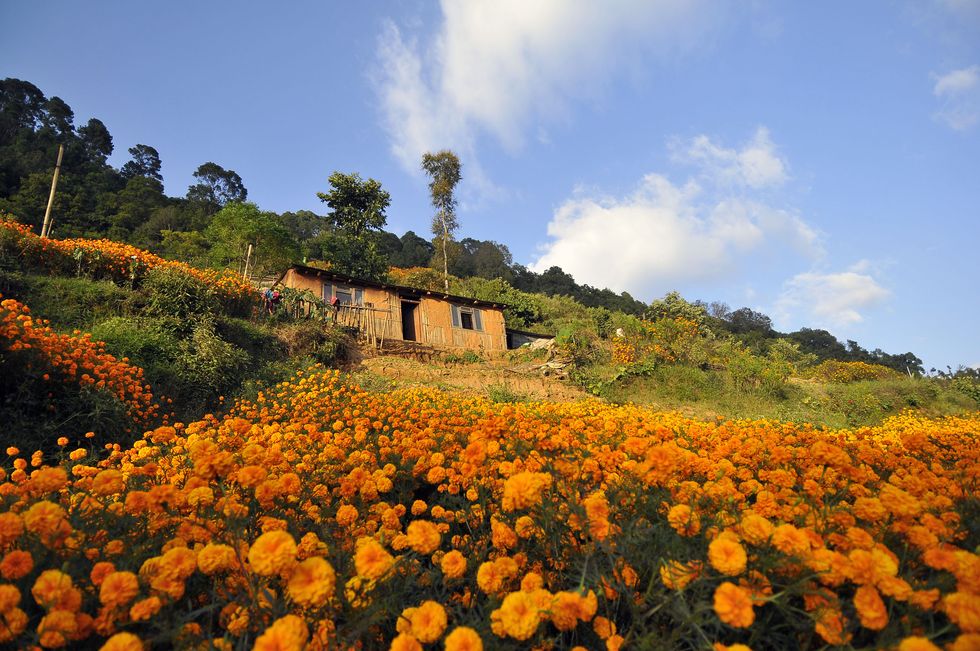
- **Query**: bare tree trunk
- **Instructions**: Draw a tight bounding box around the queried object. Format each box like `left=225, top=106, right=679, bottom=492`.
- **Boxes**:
left=41, top=144, right=64, bottom=238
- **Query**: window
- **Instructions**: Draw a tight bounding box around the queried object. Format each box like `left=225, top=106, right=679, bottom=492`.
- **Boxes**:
left=323, top=283, right=364, bottom=305
left=451, top=304, right=483, bottom=331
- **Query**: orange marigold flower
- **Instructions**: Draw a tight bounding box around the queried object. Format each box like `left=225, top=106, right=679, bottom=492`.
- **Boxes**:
left=0, top=607, right=28, bottom=644
left=129, top=596, right=162, bottom=622
left=248, top=530, right=297, bottom=576
left=408, top=600, right=447, bottom=643
left=0, top=549, right=33, bottom=580
left=897, top=637, right=941, bottom=651
left=496, top=591, right=541, bottom=640
left=739, top=514, right=773, bottom=546
left=0, top=512, right=24, bottom=546
left=99, top=632, right=144, bottom=651
left=37, top=608, right=77, bottom=648
left=951, top=635, right=980, bottom=651
left=853, top=585, right=888, bottom=630
left=353, top=537, right=394, bottom=579
left=501, top=471, right=552, bottom=512
left=197, top=544, right=238, bottom=575
left=444, top=626, right=482, bottom=651
left=23, top=500, right=67, bottom=537
left=944, top=592, right=980, bottom=633
left=31, top=467, right=68, bottom=493
left=771, top=523, right=809, bottom=556
left=335, top=504, right=358, bottom=527
left=708, top=538, right=748, bottom=576
left=441, top=550, right=467, bottom=579
left=660, top=560, right=701, bottom=590
left=390, top=633, right=423, bottom=651
left=99, top=571, right=140, bottom=609
left=406, top=520, right=441, bottom=555
left=286, top=556, right=336, bottom=608
left=32, top=569, right=74, bottom=609
left=713, top=582, right=755, bottom=628
left=667, top=504, right=701, bottom=536
left=0, top=583, right=21, bottom=611
left=254, top=614, right=308, bottom=651
left=91, top=469, right=125, bottom=496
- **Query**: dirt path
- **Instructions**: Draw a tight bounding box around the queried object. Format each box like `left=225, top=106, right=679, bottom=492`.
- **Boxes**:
left=355, top=354, right=590, bottom=402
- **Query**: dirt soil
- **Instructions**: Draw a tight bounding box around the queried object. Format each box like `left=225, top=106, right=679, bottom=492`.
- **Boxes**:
left=355, top=354, right=590, bottom=402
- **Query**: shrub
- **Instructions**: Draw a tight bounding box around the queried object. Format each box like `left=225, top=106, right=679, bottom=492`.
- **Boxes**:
left=808, top=360, right=902, bottom=383
left=142, top=267, right=219, bottom=324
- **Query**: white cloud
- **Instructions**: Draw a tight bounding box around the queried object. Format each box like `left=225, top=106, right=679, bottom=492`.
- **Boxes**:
left=775, top=268, right=890, bottom=328
left=671, top=127, right=789, bottom=189
left=374, top=0, right=721, bottom=172
left=932, top=65, right=980, bottom=130
left=529, top=130, right=820, bottom=297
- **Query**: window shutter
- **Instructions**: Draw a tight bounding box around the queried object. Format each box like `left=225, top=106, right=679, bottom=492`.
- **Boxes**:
left=355, top=289, right=364, bottom=305
left=451, top=304, right=460, bottom=328
left=473, top=308, right=483, bottom=331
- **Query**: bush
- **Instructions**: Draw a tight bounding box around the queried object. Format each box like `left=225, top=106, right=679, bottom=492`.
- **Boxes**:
left=808, top=359, right=901, bottom=383
left=142, top=267, right=219, bottom=324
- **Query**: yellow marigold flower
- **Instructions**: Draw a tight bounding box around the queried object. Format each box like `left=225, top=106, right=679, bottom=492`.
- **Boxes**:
left=0, top=607, right=28, bottom=643
left=32, top=569, right=74, bottom=609
left=353, top=537, right=394, bottom=579
left=521, top=572, right=544, bottom=592
left=771, top=524, right=809, bottom=556
left=713, top=582, right=755, bottom=628
left=406, top=520, right=441, bottom=555
left=441, top=550, right=467, bottom=579
left=411, top=500, right=427, bottom=516
left=287, top=556, right=336, bottom=608
left=594, top=616, right=617, bottom=640
left=390, top=633, right=423, bottom=651
left=660, top=560, right=701, bottom=590
left=944, top=592, right=980, bottom=633
left=248, top=530, right=297, bottom=576
left=335, top=504, right=358, bottom=527
left=550, top=590, right=593, bottom=631
left=99, top=571, right=140, bottom=609
left=897, top=637, right=941, bottom=651
left=444, top=626, right=483, bottom=651
left=31, top=467, right=68, bottom=493
left=5, top=446, right=18, bottom=456
left=501, top=471, right=552, bottom=512
left=739, top=514, right=773, bottom=545
left=99, top=632, right=144, bottom=651
left=23, top=500, right=67, bottom=537
left=496, top=591, right=540, bottom=640
left=1, top=549, right=33, bottom=580
left=0, top=512, right=24, bottom=546
left=853, top=585, right=888, bottom=630
left=91, top=469, right=125, bottom=496
left=37, top=608, right=77, bottom=648
left=408, top=600, right=447, bottom=643
left=708, top=538, right=748, bottom=576
left=129, top=596, right=162, bottom=622
left=254, top=614, right=308, bottom=651
left=0, top=583, right=21, bottom=611
left=951, top=634, right=980, bottom=651
left=514, top=515, right=536, bottom=539
left=667, top=504, right=700, bottom=536
left=197, top=543, right=238, bottom=575
left=583, top=492, right=611, bottom=541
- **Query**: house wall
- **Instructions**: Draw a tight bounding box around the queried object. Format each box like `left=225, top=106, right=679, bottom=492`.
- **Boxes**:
left=281, top=269, right=507, bottom=352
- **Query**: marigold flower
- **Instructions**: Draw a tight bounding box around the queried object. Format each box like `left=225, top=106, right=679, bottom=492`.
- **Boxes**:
left=354, top=537, right=394, bottom=579
left=248, top=530, right=297, bottom=576
left=408, top=600, right=447, bottom=643
left=441, top=550, right=467, bottom=579
left=853, top=585, right=888, bottom=630
left=406, top=520, right=441, bottom=555
left=390, top=633, right=423, bottom=651
left=771, top=524, right=809, bottom=556
left=444, top=626, right=482, bottom=651
left=197, top=543, right=238, bottom=575
left=0, top=607, right=28, bottom=643
left=738, top=514, right=773, bottom=545
left=496, top=591, right=540, bottom=640
left=0, top=512, right=24, bottom=546
left=708, top=538, right=748, bottom=576
left=0, top=549, right=33, bottom=580
left=286, top=556, right=336, bottom=608
left=91, top=469, right=125, bottom=496
left=23, top=500, right=67, bottom=538
left=335, top=504, right=358, bottom=527
left=660, top=560, right=701, bottom=590
left=254, top=614, right=308, bottom=651
left=944, top=592, right=980, bottom=633
left=0, top=583, right=21, bottom=611
left=713, top=582, right=755, bottom=628
left=100, top=571, right=140, bottom=609
left=501, top=471, right=552, bottom=511
left=897, top=637, right=941, bottom=651
left=32, top=569, right=74, bottom=610
left=129, top=596, right=162, bottom=622
left=37, top=608, right=77, bottom=648
left=667, top=504, right=701, bottom=536
left=99, top=632, right=144, bottom=651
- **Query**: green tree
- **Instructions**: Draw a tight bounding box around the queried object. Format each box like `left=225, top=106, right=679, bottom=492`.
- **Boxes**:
left=204, top=202, right=298, bottom=278
left=421, top=150, right=462, bottom=290
left=647, top=291, right=707, bottom=326
left=120, top=144, right=162, bottom=182
left=311, top=171, right=391, bottom=281
left=186, top=162, right=247, bottom=216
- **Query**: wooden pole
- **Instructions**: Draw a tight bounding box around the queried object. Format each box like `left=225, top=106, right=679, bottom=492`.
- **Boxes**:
left=40, top=144, right=64, bottom=238
left=242, top=243, right=253, bottom=280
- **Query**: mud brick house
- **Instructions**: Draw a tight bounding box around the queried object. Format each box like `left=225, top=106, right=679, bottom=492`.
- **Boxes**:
left=278, top=265, right=508, bottom=352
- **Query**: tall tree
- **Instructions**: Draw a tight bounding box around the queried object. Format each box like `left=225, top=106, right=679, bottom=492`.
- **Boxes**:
left=77, top=118, right=113, bottom=164
left=311, top=171, right=391, bottom=281
left=421, top=150, right=462, bottom=290
left=121, top=144, right=163, bottom=182
left=186, top=162, right=246, bottom=215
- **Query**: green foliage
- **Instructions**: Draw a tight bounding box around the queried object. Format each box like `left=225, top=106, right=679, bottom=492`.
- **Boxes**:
left=157, top=229, right=211, bottom=267
left=142, top=267, right=219, bottom=325
left=484, top=383, right=529, bottom=403
left=0, top=271, right=135, bottom=330
left=554, top=321, right=605, bottom=365
left=204, top=202, right=299, bottom=278
left=443, top=349, right=482, bottom=365
left=647, top=290, right=708, bottom=326
left=311, top=172, right=391, bottom=281
left=186, top=161, right=247, bottom=214
left=422, top=150, right=462, bottom=288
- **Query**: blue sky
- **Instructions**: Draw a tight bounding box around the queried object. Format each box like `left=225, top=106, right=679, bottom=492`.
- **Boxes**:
left=2, top=1, right=978, bottom=370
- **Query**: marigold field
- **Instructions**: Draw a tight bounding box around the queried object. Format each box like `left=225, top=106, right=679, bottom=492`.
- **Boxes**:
left=0, top=363, right=978, bottom=651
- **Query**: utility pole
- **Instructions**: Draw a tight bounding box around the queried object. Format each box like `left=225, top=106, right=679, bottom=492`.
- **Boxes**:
left=40, top=144, right=64, bottom=238
left=242, top=243, right=254, bottom=281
